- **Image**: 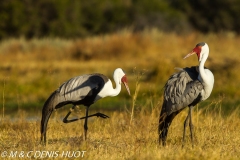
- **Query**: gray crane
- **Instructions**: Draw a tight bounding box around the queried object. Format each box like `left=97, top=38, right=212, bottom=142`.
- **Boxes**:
left=41, top=68, right=131, bottom=144
left=158, top=42, right=214, bottom=147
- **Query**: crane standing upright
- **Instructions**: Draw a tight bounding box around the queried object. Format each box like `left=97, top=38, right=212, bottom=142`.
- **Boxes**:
left=159, top=42, right=214, bottom=146
left=41, top=68, right=131, bottom=144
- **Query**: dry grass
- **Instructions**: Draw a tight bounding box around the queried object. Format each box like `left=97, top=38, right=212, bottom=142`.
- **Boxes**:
left=0, top=100, right=240, bottom=159
left=1, top=30, right=240, bottom=159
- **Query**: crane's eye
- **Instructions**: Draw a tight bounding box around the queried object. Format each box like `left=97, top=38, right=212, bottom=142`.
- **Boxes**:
left=121, top=75, right=127, bottom=83
left=193, top=46, right=201, bottom=55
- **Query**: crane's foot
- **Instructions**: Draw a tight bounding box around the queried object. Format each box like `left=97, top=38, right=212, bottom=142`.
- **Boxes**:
left=84, top=127, right=88, bottom=141
left=78, top=112, right=109, bottom=120
left=94, top=112, right=109, bottom=119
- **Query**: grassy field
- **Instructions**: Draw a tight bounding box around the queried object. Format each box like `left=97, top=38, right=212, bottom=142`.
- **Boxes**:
left=1, top=102, right=240, bottom=159
left=1, top=30, right=240, bottom=159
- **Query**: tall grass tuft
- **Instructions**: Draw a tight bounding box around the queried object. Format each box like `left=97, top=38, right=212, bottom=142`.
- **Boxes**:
left=130, top=68, right=144, bottom=125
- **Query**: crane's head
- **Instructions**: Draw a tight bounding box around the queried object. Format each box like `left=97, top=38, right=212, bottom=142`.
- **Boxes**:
left=121, top=75, right=131, bottom=96
left=114, top=68, right=131, bottom=95
left=183, top=42, right=209, bottom=62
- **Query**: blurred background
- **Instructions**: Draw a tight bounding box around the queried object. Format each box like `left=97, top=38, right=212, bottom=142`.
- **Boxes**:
left=0, top=0, right=240, bottom=117
left=0, top=0, right=240, bottom=39
left=1, top=0, right=240, bottom=38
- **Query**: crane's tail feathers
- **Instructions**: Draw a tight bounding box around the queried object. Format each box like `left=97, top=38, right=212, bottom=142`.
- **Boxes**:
left=158, top=112, right=167, bottom=146
left=40, top=91, right=59, bottom=144
left=40, top=109, right=53, bottom=144
left=158, top=101, right=167, bottom=145
left=158, top=101, right=179, bottom=146
left=159, top=113, right=179, bottom=146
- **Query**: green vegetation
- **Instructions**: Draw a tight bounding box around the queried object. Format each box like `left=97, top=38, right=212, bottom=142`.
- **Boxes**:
left=1, top=0, right=240, bottom=39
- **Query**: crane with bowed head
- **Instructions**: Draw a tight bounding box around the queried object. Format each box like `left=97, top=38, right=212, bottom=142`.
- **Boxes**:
left=41, top=68, right=131, bottom=144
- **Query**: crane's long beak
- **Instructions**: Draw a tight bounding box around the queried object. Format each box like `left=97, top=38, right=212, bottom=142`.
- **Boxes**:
left=123, top=82, right=131, bottom=96
left=183, top=51, right=196, bottom=59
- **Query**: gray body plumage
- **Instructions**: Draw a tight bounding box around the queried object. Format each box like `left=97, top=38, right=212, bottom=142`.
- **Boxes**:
left=159, top=66, right=204, bottom=146
left=163, top=66, right=203, bottom=115
left=56, top=74, right=108, bottom=106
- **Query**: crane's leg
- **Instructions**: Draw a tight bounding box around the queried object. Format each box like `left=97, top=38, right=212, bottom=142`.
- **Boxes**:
left=63, top=112, right=109, bottom=123
left=182, top=108, right=190, bottom=148
left=79, top=113, right=109, bottom=119
left=84, top=107, right=89, bottom=141
left=63, top=105, right=109, bottom=123
left=182, top=106, right=194, bottom=148
left=189, top=106, right=194, bottom=148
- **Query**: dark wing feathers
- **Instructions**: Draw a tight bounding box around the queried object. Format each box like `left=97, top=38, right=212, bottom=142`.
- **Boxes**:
left=163, top=66, right=203, bottom=115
